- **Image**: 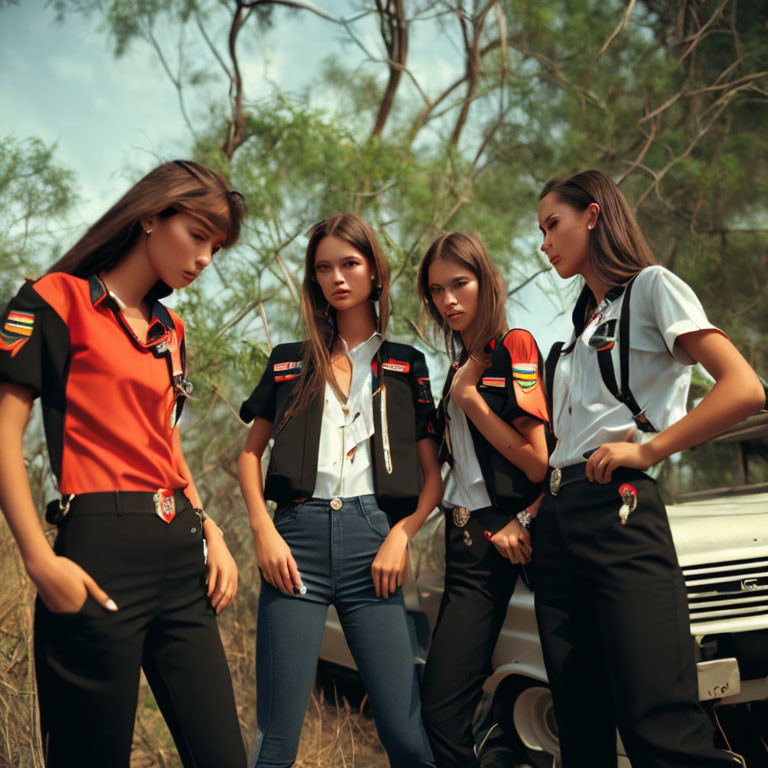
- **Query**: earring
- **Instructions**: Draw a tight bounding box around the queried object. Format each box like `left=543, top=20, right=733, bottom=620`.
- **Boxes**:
left=145, top=229, right=153, bottom=236
left=587, top=225, right=593, bottom=231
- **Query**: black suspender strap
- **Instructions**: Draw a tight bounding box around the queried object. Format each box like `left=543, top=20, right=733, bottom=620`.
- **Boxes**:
left=595, top=276, right=657, bottom=433
left=545, top=341, right=564, bottom=427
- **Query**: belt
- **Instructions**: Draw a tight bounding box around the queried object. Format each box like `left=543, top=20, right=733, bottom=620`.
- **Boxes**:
left=546, top=464, right=588, bottom=496
left=442, top=505, right=511, bottom=547
left=45, top=489, right=191, bottom=525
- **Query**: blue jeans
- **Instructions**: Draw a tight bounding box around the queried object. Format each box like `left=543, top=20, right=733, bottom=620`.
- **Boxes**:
left=251, top=495, right=435, bottom=768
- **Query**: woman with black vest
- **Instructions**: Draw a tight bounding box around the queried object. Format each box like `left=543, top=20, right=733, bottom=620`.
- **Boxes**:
left=237, top=214, right=440, bottom=768
left=535, top=169, right=764, bottom=767
left=417, top=232, right=549, bottom=768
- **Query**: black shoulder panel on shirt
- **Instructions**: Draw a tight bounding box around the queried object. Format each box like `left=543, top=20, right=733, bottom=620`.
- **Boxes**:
left=152, top=301, right=175, bottom=330
left=0, top=279, right=72, bottom=486
left=270, top=341, right=304, bottom=362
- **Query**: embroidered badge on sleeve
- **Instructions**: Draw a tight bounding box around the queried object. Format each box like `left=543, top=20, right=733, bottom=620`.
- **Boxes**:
left=273, top=360, right=302, bottom=382
left=382, top=359, right=410, bottom=373
left=512, top=363, right=538, bottom=391
left=0, top=310, right=35, bottom=356
left=417, top=377, right=434, bottom=404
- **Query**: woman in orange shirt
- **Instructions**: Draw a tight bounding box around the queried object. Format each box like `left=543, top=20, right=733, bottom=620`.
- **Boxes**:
left=0, top=160, right=247, bottom=767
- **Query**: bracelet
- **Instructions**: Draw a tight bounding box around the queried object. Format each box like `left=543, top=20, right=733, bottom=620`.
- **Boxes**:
left=516, top=510, right=532, bottom=529
left=195, top=508, right=224, bottom=537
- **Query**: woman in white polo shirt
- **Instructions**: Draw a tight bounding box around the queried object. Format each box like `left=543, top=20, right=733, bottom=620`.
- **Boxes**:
left=535, top=169, right=764, bottom=768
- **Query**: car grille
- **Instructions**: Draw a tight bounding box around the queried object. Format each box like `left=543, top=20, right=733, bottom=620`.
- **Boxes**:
left=684, top=557, right=768, bottom=625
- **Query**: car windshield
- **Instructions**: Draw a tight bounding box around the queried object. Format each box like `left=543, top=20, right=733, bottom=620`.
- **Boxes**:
left=655, top=412, right=768, bottom=502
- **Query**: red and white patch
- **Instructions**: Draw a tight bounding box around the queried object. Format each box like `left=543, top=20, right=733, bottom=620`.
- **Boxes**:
left=273, top=360, right=302, bottom=372
left=382, top=359, right=410, bottom=374
left=275, top=373, right=301, bottom=382
left=481, top=377, right=505, bottom=388
left=153, top=488, right=176, bottom=524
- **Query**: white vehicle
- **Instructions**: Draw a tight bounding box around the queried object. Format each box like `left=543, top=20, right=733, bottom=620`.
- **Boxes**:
left=317, top=412, right=768, bottom=767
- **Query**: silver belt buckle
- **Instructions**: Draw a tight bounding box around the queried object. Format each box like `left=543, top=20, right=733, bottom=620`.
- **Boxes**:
left=549, top=468, right=562, bottom=496
left=330, top=497, right=343, bottom=511
left=452, top=506, right=470, bottom=527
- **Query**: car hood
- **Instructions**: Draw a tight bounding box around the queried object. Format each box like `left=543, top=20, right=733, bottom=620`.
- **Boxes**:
left=668, top=492, right=768, bottom=566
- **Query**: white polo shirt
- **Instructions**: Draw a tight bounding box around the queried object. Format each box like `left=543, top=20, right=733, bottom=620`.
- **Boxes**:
left=312, top=332, right=382, bottom=499
left=550, top=265, right=724, bottom=468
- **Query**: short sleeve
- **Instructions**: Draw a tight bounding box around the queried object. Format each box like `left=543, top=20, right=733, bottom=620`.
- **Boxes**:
left=0, top=281, right=51, bottom=397
left=240, top=349, right=278, bottom=423
left=641, top=266, right=723, bottom=365
left=501, top=329, right=549, bottom=424
left=410, top=350, right=439, bottom=442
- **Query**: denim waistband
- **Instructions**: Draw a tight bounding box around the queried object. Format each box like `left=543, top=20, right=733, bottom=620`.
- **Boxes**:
left=292, top=494, right=378, bottom=511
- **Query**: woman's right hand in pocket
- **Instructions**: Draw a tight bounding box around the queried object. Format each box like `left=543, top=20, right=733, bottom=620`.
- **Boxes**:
left=253, top=524, right=303, bottom=595
left=29, top=554, right=117, bottom=614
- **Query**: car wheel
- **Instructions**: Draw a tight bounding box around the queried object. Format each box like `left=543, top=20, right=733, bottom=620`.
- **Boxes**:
left=478, top=678, right=560, bottom=768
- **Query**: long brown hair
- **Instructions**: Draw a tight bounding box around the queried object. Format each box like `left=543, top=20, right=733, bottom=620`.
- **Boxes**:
left=417, top=231, right=507, bottom=361
left=48, top=160, right=245, bottom=298
left=539, top=170, right=657, bottom=320
left=282, top=214, right=391, bottom=424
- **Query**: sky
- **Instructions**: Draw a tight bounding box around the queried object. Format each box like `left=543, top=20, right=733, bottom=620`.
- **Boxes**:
left=0, top=1, right=574, bottom=356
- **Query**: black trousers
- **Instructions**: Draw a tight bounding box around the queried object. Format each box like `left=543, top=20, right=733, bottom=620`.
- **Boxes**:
left=34, top=491, right=246, bottom=768
left=534, top=469, right=741, bottom=768
left=421, top=507, right=518, bottom=768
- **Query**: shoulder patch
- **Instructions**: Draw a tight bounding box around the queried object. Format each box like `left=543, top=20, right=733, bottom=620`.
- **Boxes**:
left=273, top=359, right=302, bottom=382
left=417, top=376, right=433, bottom=403
left=1, top=310, right=35, bottom=357
left=481, top=376, right=505, bottom=388
left=4, top=311, right=35, bottom=337
left=512, top=363, right=538, bottom=391
left=273, top=361, right=302, bottom=372
left=383, top=359, right=410, bottom=374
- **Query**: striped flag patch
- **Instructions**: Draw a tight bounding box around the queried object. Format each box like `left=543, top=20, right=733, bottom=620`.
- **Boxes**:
left=273, top=360, right=302, bottom=372
left=481, top=376, right=505, bottom=388
left=275, top=373, right=301, bottom=383
left=512, top=363, right=538, bottom=391
left=4, top=311, right=35, bottom=337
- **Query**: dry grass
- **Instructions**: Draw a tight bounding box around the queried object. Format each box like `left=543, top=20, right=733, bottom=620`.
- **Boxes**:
left=0, top=515, right=388, bottom=767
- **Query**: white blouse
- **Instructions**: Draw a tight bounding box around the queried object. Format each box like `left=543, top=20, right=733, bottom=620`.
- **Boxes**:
left=442, top=398, right=493, bottom=512
left=312, top=332, right=382, bottom=499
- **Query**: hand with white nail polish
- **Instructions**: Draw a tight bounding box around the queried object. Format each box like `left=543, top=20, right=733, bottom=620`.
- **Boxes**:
left=27, top=553, right=117, bottom=614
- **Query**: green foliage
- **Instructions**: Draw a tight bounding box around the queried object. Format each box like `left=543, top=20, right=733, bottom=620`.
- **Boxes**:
left=0, top=136, right=78, bottom=301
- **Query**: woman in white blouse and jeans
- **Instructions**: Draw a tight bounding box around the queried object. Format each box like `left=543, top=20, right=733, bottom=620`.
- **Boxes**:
left=237, top=214, right=440, bottom=768
left=535, top=170, right=764, bottom=768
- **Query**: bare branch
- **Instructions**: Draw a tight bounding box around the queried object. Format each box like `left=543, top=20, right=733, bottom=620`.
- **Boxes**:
left=195, top=9, right=232, bottom=79
left=371, top=0, right=408, bottom=137
left=240, top=0, right=348, bottom=23
left=144, top=24, right=196, bottom=138
left=582, top=0, right=636, bottom=86
left=507, top=267, right=552, bottom=297
left=678, top=0, right=729, bottom=61
left=258, top=301, right=273, bottom=352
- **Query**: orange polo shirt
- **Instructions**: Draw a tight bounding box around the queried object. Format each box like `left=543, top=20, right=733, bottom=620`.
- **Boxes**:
left=0, top=273, right=188, bottom=494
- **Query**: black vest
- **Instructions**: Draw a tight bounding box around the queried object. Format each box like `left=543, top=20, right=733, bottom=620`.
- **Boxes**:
left=438, top=333, right=546, bottom=512
left=242, top=340, right=437, bottom=522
